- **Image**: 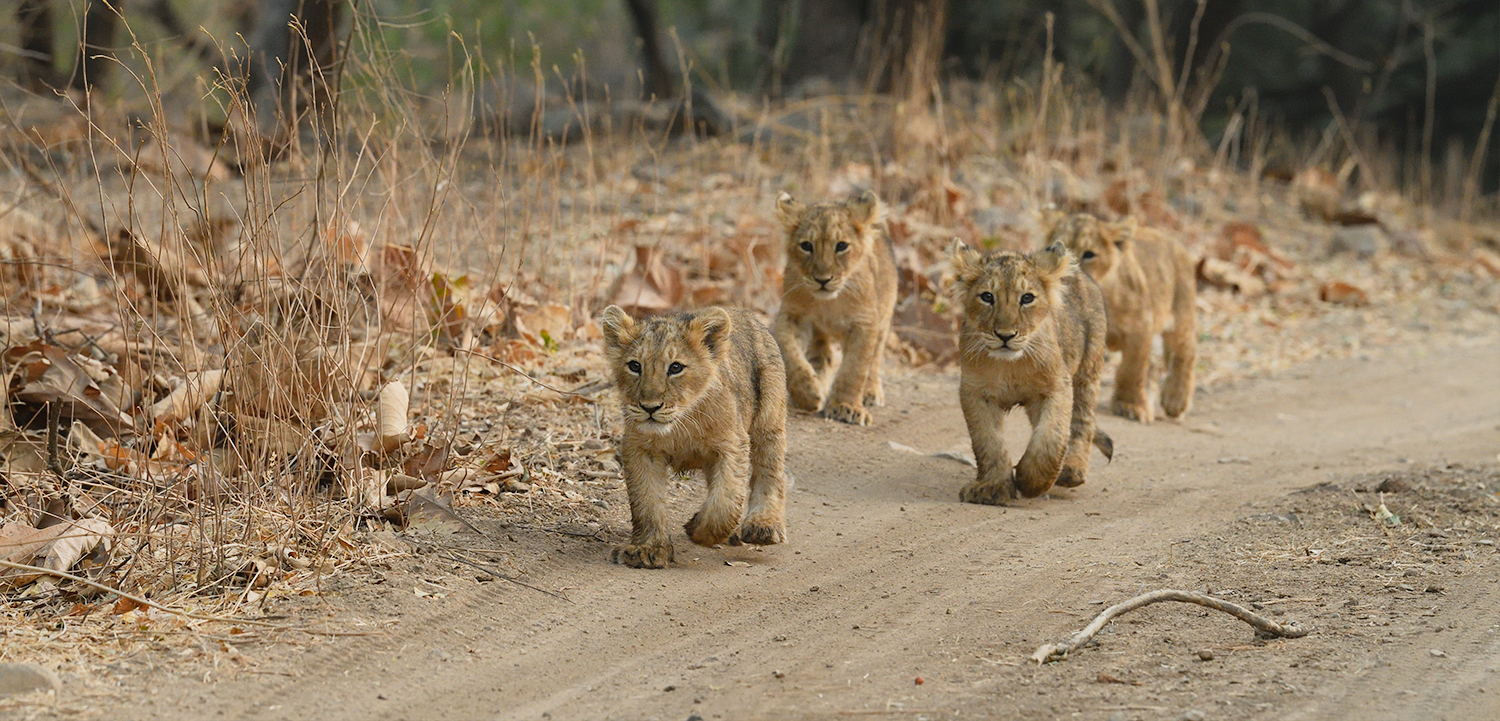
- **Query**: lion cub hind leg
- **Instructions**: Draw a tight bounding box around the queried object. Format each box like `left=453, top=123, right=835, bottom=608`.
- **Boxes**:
left=684, top=446, right=751, bottom=547
left=820, top=326, right=878, bottom=425
left=1110, top=332, right=1155, bottom=423
left=738, top=422, right=788, bottom=545
left=616, top=454, right=676, bottom=569
left=774, top=317, right=824, bottom=412
left=862, top=327, right=888, bottom=408
left=1159, top=318, right=1196, bottom=420
left=958, top=392, right=1016, bottom=505
left=806, top=329, right=837, bottom=388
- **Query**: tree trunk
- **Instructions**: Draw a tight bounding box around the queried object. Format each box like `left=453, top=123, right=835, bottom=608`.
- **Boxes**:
left=245, top=0, right=343, bottom=139
left=780, top=0, right=947, bottom=98
left=70, top=0, right=126, bottom=91
left=15, top=0, right=56, bottom=90
left=624, top=0, right=676, bottom=100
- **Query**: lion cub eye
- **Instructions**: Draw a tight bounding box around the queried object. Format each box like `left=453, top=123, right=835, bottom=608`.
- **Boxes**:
left=626, top=360, right=642, bottom=374
left=1081, top=250, right=1096, bottom=260
left=834, top=241, right=849, bottom=252
left=978, top=291, right=995, bottom=305
left=667, top=362, right=686, bottom=376
left=799, top=241, right=814, bottom=253
left=1020, top=292, right=1036, bottom=306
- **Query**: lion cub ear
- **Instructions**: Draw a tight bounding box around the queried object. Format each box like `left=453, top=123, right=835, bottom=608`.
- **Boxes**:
left=947, top=238, right=983, bottom=290
left=1107, top=217, right=1138, bottom=250
left=847, top=189, right=882, bottom=227
left=599, top=305, right=637, bottom=351
left=1032, top=243, right=1075, bottom=284
left=688, top=307, right=731, bottom=353
left=775, top=192, right=805, bottom=230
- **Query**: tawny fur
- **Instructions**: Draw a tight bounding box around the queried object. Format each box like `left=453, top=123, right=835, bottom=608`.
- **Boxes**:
left=599, top=305, right=789, bottom=569
left=948, top=241, right=1112, bottom=504
left=1046, top=214, right=1198, bottom=422
left=772, top=189, right=899, bottom=426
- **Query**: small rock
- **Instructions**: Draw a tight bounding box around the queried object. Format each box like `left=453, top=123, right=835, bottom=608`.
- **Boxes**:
left=663, top=685, right=676, bottom=692
left=0, top=664, right=59, bottom=697
left=1403, top=568, right=1422, bottom=577
left=809, top=586, right=819, bottom=592
left=1376, top=477, right=1411, bottom=494
left=1182, top=710, right=1207, bottom=721
left=592, top=498, right=610, bottom=510
left=771, top=669, right=785, bottom=679
left=1198, top=649, right=1215, bottom=661
left=1328, top=225, right=1387, bottom=259
left=1425, top=585, right=1445, bottom=594
left=1430, top=649, right=1447, bottom=658
left=688, top=715, right=704, bottom=721
left=914, top=676, right=924, bottom=685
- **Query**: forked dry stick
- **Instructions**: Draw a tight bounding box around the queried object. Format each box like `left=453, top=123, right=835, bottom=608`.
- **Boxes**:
left=1031, top=589, right=1307, bottom=664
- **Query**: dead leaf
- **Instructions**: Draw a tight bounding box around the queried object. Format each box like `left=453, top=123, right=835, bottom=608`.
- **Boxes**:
left=376, top=380, right=410, bottom=453
left=609, top=245, right=683, bottom=316
left=0, top=518, right=113, bottom=590
left=1196, top=257, right=1267, bottom=297
left=3, top=340, right=134, bottom=435
left=1318, top=281, right=1369, bottom=306
left=151, top=369, right=224, bottom=425
left=513, top=303, right=572, bottom=347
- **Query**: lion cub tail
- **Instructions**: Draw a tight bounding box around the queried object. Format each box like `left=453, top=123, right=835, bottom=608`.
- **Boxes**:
left=1093, top=430, right=1114, bottom=463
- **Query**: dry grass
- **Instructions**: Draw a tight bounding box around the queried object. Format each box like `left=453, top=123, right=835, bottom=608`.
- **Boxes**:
left=0, top=7, right=1496, bottom=688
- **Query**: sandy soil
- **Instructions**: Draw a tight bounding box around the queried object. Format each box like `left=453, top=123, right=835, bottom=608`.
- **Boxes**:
left=61, top=342, right=1500, bottom=721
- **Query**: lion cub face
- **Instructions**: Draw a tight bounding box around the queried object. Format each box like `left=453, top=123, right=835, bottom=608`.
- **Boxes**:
left=949, top=242, right=1074, bottom=361
left=776, top=190, right=883, bottom=298
left=600, top=306, right=728, bottom=433
left=1045, top=213, right=1127, bottom=282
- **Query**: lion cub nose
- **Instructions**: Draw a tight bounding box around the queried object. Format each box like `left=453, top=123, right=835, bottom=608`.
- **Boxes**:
left=995, top=331, right=1018, bottom=342
left=815, top=277, right=833, bottom=288
left=639, top=403, right=663, bottom=415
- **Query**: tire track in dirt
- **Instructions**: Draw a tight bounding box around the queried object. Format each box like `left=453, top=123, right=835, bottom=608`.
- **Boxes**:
left=136, top=343, right=1499, bottom=721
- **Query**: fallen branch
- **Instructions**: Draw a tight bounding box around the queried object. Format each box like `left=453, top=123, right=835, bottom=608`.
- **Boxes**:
left=1030, top=589, right=1307, bottom=664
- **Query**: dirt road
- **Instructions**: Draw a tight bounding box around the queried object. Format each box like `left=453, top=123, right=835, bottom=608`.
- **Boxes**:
left=131, top=343, right=1499, bottom=721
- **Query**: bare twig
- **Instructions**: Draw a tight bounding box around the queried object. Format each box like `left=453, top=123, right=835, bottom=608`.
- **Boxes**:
left=1030, top=589, right=1308, bottom=664
left=442, top=551, right=573, bottom=603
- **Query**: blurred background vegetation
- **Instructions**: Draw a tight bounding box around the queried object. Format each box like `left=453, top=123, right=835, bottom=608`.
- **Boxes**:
left=3, top=0, right=1498, bottom=189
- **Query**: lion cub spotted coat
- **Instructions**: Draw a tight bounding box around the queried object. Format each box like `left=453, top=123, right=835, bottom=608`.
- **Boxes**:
left=1046, top=214, right=1197, bottom=422
left=949, top=242, right=1112, bottom=503
left=599, top=305, right=789, bottom=569
left=772, top=190, right=898, bottom=426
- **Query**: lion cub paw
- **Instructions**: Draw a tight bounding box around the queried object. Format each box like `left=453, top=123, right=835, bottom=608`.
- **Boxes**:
left=862, top=383, right=885, bottom=408
left=735, top=521, right=786, bottom=546
left=684, top=512, right=736, bottom=547
left=788, top=384, right=824, bottom=413
left=612, top=543, right=674, bottom=569
left=960, top=479, right=1016, bottom=506
left=1054, top=466, right=1086, bottom=488
left=820, top=402, right=871, bottom=426
left=1110, top=399, right=1154, bottom=424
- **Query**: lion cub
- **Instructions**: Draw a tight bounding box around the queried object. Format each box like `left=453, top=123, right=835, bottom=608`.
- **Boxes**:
left=948, top=242, right=1112, bottom=503
left=772, top=189, right=898, bottom=426
left=1046, top=214, right=1197, bottom=422
left=599, top=305, right=789, bottom=569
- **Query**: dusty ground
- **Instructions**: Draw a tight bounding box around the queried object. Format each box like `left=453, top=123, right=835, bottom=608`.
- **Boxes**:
left=3, top=338, right=1486, bottom=721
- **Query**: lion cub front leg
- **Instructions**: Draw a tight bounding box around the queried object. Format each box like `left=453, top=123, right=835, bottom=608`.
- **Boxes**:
left=958, top=390, right=1015, bottom=505
left=773, top=316, right=824, bottom=412
left=614, top=452, right=675, bottom=569
left=820, top=325, right=876, bottom=425
left=1015, top=387, right=1072, bottom=497
left=737, top=419, right=788, bottom=545
left=684, top=444, right=750, bottom=547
